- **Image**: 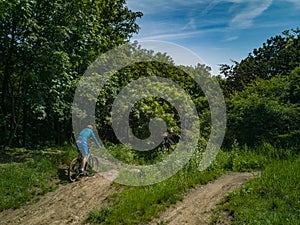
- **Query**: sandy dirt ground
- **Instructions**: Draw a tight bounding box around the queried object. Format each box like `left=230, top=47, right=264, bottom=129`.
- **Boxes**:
left=0, top=171, right=259, bottom=225
left=148, top=172, right=259, bottom=225
left=0, top=170, right=119, bottom=225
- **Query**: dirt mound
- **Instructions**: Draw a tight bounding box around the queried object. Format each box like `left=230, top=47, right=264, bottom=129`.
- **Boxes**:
left=0, top=171, right=119, bottom=225
left=148, top=172, right=259, bottom=225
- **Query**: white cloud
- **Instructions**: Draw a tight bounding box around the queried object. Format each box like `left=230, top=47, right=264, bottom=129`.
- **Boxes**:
left=224, top=36, right=239, bottom=42
left=132, top=29, right=216, bottom=41
left=200, top=0, right=273, bottom=29
left=229, top=0, right=273, bottom=29
left=128, top=0, right=274, bottom=33
left=126, top=0, right=299, bottom=75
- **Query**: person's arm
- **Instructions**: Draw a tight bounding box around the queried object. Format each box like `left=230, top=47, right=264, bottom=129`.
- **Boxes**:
left=91, top=131, right=101, bottom=147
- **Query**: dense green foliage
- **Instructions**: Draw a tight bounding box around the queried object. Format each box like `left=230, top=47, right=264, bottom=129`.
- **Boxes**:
left=221, top=30, right=300, bottom=148
left=225, top=68, right=300, bottom=147
left=0, top=0, right=142, bottom=148
left=95, top=59, right=210, bottom=143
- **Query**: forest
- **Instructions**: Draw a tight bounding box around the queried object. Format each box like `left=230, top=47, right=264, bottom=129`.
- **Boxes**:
left=1, top=0, right=299, bottom=150
left=0, top=0, right=300, bottom=224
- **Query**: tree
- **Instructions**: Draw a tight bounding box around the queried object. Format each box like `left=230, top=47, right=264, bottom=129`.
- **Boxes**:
left=70, top=41, right=214, bottom=149
left=225, top=71, right=300, bottom=148
left=221, top=29, right=300, bottom=92
left=93, top=49, right=210, bottom=143
left=0, top=0, right=142, bottom=147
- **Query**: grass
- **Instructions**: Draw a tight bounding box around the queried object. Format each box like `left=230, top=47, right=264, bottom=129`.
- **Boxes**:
left=212, top=146, right=300, bottom=225
left=215, top=157, right=300, bottom=225
left=0, top=146, right=76, bottom=212
left=1, top=143, right=299, bottom=225
left=0, top=159, right=57, bottom=211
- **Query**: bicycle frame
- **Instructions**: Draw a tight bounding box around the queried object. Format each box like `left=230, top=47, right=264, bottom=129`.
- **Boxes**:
left=68, top=146, right=99, bottom=182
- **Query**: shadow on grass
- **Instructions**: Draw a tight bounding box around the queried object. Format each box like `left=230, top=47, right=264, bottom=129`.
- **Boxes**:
left=0, top=147, right=74, bottom=184
left=0, top=149, right=37, bottom=164
left=0, top=147, right=68, bottom=164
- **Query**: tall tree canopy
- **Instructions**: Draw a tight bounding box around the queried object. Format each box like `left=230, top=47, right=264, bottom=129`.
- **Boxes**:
left=222, top=29, right=300, bottom=148
left=71, top=43, right=212, bottom=146
left=221, top=29, right=300, bottom=93
left=225, top=69, right=300, bottom=148
left=0, top=0, right=142, bottom=147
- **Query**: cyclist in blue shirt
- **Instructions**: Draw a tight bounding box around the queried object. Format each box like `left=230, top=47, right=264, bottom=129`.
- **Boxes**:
left=76, top=125, right=101, bottom=174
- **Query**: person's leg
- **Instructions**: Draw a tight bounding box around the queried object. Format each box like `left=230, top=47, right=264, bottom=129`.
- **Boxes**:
left=80, top=144, right=89, bottom=173
left=167, top=145, right=172, bottom=153
left=165, top=142, right=172, bottom=153
left=81, top=156, right=87, bottom=172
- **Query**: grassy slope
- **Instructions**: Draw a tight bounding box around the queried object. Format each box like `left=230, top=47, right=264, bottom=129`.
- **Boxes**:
left=0, top=147, right=76, bottom=212
left=218, top=157, right=300, bottom=225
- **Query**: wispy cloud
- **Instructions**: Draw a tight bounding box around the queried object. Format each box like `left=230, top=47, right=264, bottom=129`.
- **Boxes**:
left=128, top=0, right=297, bottom=43
left=182, top=18, right=197, bottom=31
left=224, top=36, right=239, bottom=42
left=199, top=0, right=273, bottom=29
left=228, top=0, right=273, bottom=29
left=127, top=0, right=299, bottom=74
left=132, top=28, right=223, bottom=41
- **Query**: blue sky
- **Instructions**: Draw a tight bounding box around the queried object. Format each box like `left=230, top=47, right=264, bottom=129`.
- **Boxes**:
left=126, top=0, right=300, bottom=75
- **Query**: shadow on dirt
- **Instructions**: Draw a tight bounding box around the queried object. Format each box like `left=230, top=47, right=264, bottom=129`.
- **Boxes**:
left=58, top=167, right=70, bottom=183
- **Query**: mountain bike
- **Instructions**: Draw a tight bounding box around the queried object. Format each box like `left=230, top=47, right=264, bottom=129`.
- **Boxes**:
left=68, top=147, right=99, bottom=182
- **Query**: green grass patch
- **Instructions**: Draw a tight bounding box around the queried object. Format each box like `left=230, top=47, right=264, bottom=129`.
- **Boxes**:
left=217, top=156, right=300, bottom=225
left=0, top=159, right=57, bottom=211
left=105, top=143, right=166, bottom=165
left=0, top=146, right=76, bottom=212
left=219, top=142, right=298, bottom=172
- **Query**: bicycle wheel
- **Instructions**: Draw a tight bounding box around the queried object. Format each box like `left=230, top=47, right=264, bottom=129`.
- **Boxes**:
left=86, top=155, right=99, bottom=173
left=69, top=158, right=81, bottom=182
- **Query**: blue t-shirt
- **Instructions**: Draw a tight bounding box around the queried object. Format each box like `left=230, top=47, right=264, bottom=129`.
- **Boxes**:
left=77, top=128, right=101, bottom=147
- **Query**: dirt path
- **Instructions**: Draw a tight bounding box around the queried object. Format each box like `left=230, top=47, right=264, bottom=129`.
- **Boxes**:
left=148, top=172, right=260, bottom=225
left=0, top=171, right=258, bottom=225
left=0, top=170, right=119, bottom=225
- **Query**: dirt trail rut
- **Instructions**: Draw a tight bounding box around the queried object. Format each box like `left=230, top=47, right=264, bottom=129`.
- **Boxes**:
left=148, top=172, right=259, bottom=225
left=0, top=172, right=258, bottom=225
